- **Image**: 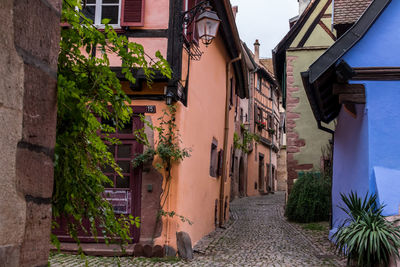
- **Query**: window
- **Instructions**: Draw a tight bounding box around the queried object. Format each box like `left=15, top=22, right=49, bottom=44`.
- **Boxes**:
left=257, top=108, right=262, bottom=122
left=209, top=138, right=218, bottom=177
left=256, top=76, right=262, bottom=91
left=84, top=0, right=121, bottom=27
left=268, top=114, right=273, bottom=128
left=83, top=0, right=144, bottom=28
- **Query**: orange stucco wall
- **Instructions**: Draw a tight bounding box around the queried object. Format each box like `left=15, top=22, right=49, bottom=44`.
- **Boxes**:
left=162, top=35, right=235, bottom=248
left=131, top=34, right=236, bottom=249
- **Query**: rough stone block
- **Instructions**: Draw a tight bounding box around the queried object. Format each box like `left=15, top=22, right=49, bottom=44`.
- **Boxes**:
left=14, top=0, right=61, bottom=67
left=133, top=244, right=144, bottom=257
left=287, top=147, right=300, bottom=153
left=152, top=245, right=164, bottom=258
left=143, top=244, right=153, bottom=258
left=286, top=97, right=300, bottom=104
left=0, top=109, right=26, bottom=247
left=16, top=148, right=54, bottom=198
left=164, top=245, right=177, bottom=257
left=286, top=113, right=300, bottom=119
left=176, top=231, right=193, bottom=260
left=0, top=245, right=20, bottom=267
left=295, top=139, right=306, bottom=147
left=22, top=64, right=57, bottom=148
left=19, top=202, right=52, bottom=267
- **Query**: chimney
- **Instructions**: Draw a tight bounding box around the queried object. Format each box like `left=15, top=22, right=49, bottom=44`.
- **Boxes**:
left=298, top=0, right=311, bottom=15
left=254, top=39, right=260, bottom=64
left=232, top=6, right=238, bottom=19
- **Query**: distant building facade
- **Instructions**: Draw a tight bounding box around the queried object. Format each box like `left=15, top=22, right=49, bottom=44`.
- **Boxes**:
left=273, top=0, right=336, bottom=194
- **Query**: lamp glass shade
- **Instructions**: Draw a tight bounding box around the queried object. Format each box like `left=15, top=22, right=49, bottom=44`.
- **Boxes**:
left=196, top=10, right=220, bottom=45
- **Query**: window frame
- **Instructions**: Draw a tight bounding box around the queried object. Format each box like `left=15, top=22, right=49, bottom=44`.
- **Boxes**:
left=84, top=0, right=122, bottom=28
left=209, top=138, right=218, bottom=178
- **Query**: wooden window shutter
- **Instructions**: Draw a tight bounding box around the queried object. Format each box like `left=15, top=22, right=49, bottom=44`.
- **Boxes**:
left=121, top=0, right=145, bottom=27
left=183, top=0, right=199, bottom=45
left=217, top=149, right=224, bottom=177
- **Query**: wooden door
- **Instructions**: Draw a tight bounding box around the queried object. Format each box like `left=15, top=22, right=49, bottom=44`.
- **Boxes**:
left=54, top=115, right=143, bottom=243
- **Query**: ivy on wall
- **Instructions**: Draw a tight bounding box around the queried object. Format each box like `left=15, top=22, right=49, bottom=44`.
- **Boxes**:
left=133, top=105, right=193, bottom=229
left=233, top=124, right=260, bottom=154
left=52, top=0, right=171, bottom=249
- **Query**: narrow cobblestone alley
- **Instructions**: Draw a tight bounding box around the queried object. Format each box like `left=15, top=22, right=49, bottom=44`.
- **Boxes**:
left=50, top=192, right=343, bottom=267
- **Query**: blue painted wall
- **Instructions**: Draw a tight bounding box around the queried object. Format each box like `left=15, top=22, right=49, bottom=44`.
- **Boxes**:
left=330, top=0, right=400, bottom=230
left=366, top=81, right=400, bottom=215
left=341, top=0, right=400, bottom=68
left=332, top=104, right=369, bottom=231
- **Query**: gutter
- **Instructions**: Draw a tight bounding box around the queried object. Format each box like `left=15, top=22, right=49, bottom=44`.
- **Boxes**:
left=220, top=53, right=242, bottom=227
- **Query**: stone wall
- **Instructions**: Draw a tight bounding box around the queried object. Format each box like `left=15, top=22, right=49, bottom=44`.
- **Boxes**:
left=285, top=55, right=313, bottom=194
left=276, top=148, right=287, bottom=192
left=0, top=0, right=60, bottom=266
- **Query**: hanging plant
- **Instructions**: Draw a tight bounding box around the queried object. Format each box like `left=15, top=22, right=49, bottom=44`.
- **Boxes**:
left=234, top=124, right=260, bottom=154
left=255, top=121, right=266, bottom=130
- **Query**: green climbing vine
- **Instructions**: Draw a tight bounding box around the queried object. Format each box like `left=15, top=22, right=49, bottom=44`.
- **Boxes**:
left=52, top=0, right=171, bottom=249
left=132, top=105, right=192, bottom=225
left=233, top=124, right=260, bottom=154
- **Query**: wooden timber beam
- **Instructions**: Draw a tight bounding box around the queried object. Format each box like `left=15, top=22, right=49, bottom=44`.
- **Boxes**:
left=339, top=94, right=365, bottom=104
left=332, top=83, right=365, bottom=95
left=332, top=83, right=366, bottom=104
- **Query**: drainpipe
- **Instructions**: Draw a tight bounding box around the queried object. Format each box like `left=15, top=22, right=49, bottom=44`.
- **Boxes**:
left=220, top=53, right=242, bottom=227
left=317, top=120, right=334, bottom=229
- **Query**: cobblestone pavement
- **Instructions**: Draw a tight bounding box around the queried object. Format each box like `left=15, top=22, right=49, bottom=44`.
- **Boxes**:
left=50, top=192, right=344, bottom=267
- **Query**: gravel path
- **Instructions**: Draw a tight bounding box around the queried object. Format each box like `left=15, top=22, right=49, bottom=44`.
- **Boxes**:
left=50, top=192, right=344, bottom=266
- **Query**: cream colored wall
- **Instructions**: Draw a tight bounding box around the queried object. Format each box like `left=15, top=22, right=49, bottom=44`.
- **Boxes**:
left=291, top=0, right=332, bottom=48
left=286, top=49, right=333, bottom=168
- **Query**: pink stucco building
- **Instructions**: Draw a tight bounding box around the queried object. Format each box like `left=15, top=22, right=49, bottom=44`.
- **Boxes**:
left=55, top=0, right=249, bottom=255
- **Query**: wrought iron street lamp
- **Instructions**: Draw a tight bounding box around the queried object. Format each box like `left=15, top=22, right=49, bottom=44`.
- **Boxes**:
left=195, top=4, right=221, bottom=46
left=166, top=1, right=221, bottom=105
left=182, top=1, right=221, bottom=48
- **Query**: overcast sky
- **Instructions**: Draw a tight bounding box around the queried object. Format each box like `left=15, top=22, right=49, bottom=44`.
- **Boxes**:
left=230, top=0, right=299, bottom=58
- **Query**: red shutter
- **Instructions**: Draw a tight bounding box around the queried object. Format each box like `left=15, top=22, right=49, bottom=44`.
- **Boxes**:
left=121, top=0, right=144, bottom=27
left=183, top=0, right=199, bottom=45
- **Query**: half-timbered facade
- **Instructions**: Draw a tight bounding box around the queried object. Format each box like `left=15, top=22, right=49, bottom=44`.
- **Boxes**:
left=56, top=0, right=248, bottom=254
left=273, top=0, right=336, bottom=194
left=243, top=41, right=281, bottom=197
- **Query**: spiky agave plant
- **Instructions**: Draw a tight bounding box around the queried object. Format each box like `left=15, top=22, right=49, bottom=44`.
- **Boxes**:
left=333, top=191, right=400, bottom=267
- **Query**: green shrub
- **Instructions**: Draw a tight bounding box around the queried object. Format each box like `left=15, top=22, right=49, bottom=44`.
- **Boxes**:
left=301, top=222, right=326, bottom=231
left=285, top=172, right=331, bottom=223
left=333, top=192, right=400, bottom=267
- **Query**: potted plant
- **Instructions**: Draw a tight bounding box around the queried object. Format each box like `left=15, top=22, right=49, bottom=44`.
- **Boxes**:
left=255, top=121, right=266, bottom=130
left=333, top=192, right=400, bottom=267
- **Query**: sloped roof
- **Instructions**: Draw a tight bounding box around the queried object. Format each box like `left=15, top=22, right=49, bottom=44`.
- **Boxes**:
left=334, top=0, right=373, bottom=25
left=302, top=0, right=391, bottom=124
left=260, top=58, right=274, bottom=76
left=273, top=0, right=320, bottom=86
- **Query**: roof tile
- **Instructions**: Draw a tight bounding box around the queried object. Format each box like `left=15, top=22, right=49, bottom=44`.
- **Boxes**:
left=334, top=0, right=372, bottom=25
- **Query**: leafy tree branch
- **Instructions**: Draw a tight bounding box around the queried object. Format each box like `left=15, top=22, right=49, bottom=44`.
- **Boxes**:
left=53, top=0, right=171, bottom=248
